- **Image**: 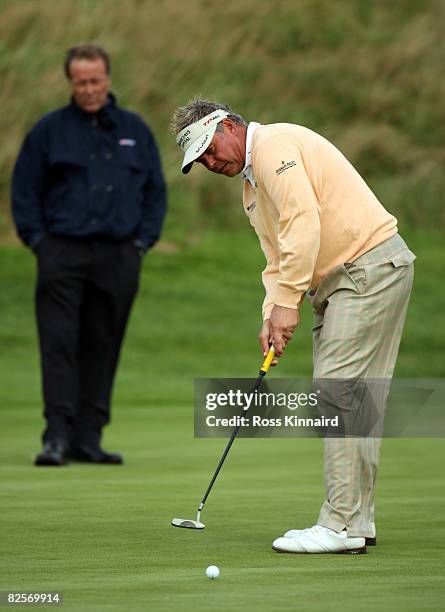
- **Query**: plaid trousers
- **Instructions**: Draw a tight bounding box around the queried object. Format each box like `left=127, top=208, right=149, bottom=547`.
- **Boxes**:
left=308, top=233, right=415, bottom=537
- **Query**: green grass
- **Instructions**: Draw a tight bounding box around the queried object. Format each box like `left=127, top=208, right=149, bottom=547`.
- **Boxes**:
left=0, top=228, right=444, bottom=611
left=1, top=409, right=445, bottom=612
left=1, top=3, right=444, bottom=606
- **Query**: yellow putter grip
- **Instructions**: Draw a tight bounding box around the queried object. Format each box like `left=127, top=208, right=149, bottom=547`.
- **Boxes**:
left=260, top=346, right=275, bottom=374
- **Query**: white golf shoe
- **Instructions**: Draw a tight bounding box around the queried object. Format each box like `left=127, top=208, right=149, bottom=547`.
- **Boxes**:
left=272, top=525, right=366, bottom=554
left=284, top=522, right=376, bottom=546
left=282, top=527, right=309, bottom=538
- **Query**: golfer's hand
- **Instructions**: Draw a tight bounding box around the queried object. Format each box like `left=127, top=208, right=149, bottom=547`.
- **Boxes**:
left=259, top=320, right=279, bottom=366
left=260, top=306, right=299, bottom=360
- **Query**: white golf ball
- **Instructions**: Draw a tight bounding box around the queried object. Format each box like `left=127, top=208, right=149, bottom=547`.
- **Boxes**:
left=206, top=565, right=220, bottom=579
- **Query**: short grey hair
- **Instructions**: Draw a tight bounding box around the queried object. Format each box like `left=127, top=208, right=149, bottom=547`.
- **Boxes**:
left=170, top=98, right=247, bottom=136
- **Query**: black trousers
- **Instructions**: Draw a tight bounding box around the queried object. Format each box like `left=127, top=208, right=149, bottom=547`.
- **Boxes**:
left=35, top=236, right=141, bottom=448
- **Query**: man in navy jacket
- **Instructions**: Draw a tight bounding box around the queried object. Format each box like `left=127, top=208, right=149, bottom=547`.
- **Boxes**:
left=12, top=43, right=166, bottom=466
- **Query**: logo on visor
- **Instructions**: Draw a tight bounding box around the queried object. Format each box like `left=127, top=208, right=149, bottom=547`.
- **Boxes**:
left=178, top=129, right=191, bottom=150
left=195, top=133, right=209, bottom=154
left=202, top=114, right=223, bottom=127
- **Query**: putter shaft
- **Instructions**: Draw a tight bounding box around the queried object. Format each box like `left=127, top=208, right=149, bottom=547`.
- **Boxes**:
left=198, top=347, right=275, bottom=512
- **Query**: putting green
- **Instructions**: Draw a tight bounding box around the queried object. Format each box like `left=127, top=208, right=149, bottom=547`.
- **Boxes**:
left=1, top=404, right=444, bottom=612
left=1, top=229, right=444, bottom=610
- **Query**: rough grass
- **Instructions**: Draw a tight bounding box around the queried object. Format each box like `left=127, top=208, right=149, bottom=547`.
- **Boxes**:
left=0, top=0, right=444, bottom=243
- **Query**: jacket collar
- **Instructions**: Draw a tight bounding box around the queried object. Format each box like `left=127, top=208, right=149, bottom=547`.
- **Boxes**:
left=70, top=93, right=118, bottom=129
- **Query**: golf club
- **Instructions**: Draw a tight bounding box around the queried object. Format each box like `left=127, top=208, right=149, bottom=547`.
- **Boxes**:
left=171, top=346, right=275, bottom=529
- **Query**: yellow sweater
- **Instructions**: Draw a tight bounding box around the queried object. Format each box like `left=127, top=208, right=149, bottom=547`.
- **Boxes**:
left=242, top=123, right=397, bottom=320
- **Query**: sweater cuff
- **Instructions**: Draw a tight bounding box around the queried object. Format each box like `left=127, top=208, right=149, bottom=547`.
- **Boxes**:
left=262, top=287, right=304, bottom=321
left=274, top=285, right=305, bottom=310
left=262, top=304, right=274, bottom=321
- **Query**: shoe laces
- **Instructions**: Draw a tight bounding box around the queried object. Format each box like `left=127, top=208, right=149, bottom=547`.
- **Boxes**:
left=309, top=525, right=337, bottom=536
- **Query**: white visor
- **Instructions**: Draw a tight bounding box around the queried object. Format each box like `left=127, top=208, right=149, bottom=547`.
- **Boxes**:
left=176, top=110, right=230, bottom=174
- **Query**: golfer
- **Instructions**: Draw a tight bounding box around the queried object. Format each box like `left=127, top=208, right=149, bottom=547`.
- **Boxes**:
left=170, top=99, right=415, bottom=554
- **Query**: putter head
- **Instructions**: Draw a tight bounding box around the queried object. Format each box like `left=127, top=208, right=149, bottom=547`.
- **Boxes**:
left=171, top=518, right=205, bottom=529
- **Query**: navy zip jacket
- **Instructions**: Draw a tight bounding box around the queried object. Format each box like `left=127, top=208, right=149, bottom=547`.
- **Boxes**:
left=12, top=94, right=166, bottom=250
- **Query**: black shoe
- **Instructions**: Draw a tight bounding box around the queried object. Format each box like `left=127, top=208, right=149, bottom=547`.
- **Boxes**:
left=35, top=440, right=68, bottom=466
left=68, top=445, right=123, bottom=464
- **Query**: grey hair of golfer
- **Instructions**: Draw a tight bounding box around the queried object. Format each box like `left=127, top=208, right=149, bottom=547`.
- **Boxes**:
left=169, top=98, right=247, bottom=135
